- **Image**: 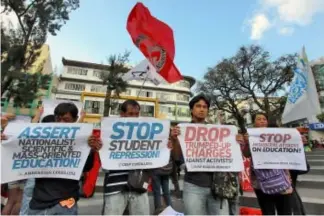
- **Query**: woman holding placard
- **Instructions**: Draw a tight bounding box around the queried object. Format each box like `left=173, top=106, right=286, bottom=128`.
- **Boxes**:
left=238, top=113, right=300, bottom=215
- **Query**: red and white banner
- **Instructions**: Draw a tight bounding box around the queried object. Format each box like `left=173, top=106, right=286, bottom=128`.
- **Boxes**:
left=239, top=156, right=253, bottom=192
left=126, top=2, right=182, bottom=83
left=178, top=124, right=244, bottom=172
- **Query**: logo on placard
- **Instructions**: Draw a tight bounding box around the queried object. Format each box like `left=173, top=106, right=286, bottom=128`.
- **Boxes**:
left=288, top=67, right=307, bottom=104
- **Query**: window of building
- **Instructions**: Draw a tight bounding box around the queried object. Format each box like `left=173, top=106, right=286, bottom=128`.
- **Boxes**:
left=110, top=103, right=121, bottom=116
left=84, top=100, right=104, bottom=114
left=67, top=67, right=88, bottom=76
left=177, top=107, right=190, bottom=117
left=159, top=106, right=169, bottom=114
left=93, top=70, right=103, bottom=79
left=90, top=85, right=104, bottom=92
left=156, top=92, right=172, bottom=101
left=56, top=98, right=79, bottom=102
left=140, top=105, right=154, bottom=117
left=121, top=89, right=132, bottom=96
left=64, top=83, right=86, bottom=91
left=176, top=94, right=190, bottom=102
left=136, top=90, right=153, bottom=98
left=168, top=107, right=176, bottom=116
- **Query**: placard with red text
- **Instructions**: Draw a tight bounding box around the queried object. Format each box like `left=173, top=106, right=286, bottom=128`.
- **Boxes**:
left=239, top=157, right=253, bottom=192
left=178, top=124, right=244, bottom=172
left=247, top=128, right=307, bottom=170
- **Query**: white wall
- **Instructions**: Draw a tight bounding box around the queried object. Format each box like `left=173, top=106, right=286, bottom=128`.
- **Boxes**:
left=61, top=65, right=193, bottom=93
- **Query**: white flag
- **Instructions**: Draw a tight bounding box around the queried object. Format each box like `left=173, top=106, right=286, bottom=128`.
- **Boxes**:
left=122, top=59, right=167, bottom=85
left=282, top=47, right=321, bottom=124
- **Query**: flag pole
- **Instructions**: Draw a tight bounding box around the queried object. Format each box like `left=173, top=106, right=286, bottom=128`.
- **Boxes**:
left=136, top=70, right=150, bottom=98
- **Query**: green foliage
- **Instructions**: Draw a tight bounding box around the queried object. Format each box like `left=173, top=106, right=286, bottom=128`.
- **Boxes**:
left=101, top=51, right=130, bottom=116
left=1, top=0, right=79, bottom=104
left=317, top=113, right=324, bottom=122
left=2, top=73, right=52, bottom=107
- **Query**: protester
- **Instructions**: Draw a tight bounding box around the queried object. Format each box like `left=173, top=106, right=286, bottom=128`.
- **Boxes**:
left=101, top=99, right=150, bottom=215
left=290, top=135, right=310, bottom=215
left=19, top=113, right=55, bottom=216
left=1, top=113, right=23, bottom=215
left=170, top=94, right=230, bottom=215
left=152, top=142, right=173, bottom=214
left=239, top=113, right=298, bottom=215
left=25, top=102, right=101, bottom=215
left=223, top=123, right=241, bottom=215
left=170, top=127, right=182, bottom=199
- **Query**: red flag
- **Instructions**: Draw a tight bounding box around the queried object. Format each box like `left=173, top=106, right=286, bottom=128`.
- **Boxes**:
left=126, top=2, right=183, bottom=83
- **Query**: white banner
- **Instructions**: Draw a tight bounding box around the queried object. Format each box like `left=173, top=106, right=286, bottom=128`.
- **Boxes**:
left=11, top=115, right=32, bottom=123
left=41, top=99, right=83, bottom=121
left=178, top=124, right=244, bottom=172
left=282, top=47, right=321, bottom=124
left=248, top=128, right=307, bottom=170
left=1, top=123, right=92, bottom=183
left=100, top=117, right=170, bottom=170
left=122, top=59, right=167, bottom=85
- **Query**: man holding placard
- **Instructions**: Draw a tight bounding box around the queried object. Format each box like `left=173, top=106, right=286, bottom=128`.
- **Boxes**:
left=101, top=100, right=152, bottom=215
left=171, top=94, right=244, bottom=215
left=1, top=102, right=102, bottom=215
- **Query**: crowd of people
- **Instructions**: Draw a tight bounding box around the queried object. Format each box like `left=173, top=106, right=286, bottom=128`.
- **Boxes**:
left=0, top=94, right=310, bottom=215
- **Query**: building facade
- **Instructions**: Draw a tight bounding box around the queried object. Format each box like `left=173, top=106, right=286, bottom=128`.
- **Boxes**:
left=54, top=58, right=195, bottom=122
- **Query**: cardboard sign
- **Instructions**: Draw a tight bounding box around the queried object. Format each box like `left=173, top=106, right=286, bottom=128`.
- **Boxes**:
left=1, top=123, right=92, bottom=183
left=178, top=124, right=244, bottom=172
left=248, top=128, right=307, bottom=170
left=100, top=117, right=171, bottom=170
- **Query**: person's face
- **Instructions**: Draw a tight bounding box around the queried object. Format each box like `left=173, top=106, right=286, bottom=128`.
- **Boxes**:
left=254, top=114, right=268, bottom=128
left=55, top=113, right=76, bottom=123
left=191, top=99, right=208, bottom=120
left=121, top=105, right=140, bottom=117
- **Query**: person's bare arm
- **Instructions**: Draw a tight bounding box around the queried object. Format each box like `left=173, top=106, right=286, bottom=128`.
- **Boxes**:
left=1, top=183, right=23, bottom=215
left=78, top=110, right=86, bottom=123
left=170, top=126, right=182, bottom=160
left=237, top=133, right=251, bottom=157
left=4, top=113, right=16, bottom=121
left=31, top=106, right=44, bottom=123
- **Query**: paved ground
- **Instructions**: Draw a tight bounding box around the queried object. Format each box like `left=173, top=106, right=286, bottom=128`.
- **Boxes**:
left=78, top=194, right=184, bottom=215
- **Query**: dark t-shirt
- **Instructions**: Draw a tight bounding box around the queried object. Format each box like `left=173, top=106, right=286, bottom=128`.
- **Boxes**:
left=184, top=171, right=212, bottom=187
left=29, top=151, right=94, bottom=210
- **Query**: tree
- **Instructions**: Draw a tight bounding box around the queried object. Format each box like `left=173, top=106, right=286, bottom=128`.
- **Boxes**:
left=101, top=52, right=130, bottom=117
left=198, top=60, right=248, bottom=133
left=198, top=45, right=297, bottom=131
left=230, top=45, right=297, bottom=120
left=1, top=0, right=80, bottom=105
left=317, top=113, right=324, bottom=122
left=2, top=72, right=52, bottom=107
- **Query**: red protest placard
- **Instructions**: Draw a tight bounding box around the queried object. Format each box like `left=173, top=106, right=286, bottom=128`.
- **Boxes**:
left=239, top=156, right=253, bottom=192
